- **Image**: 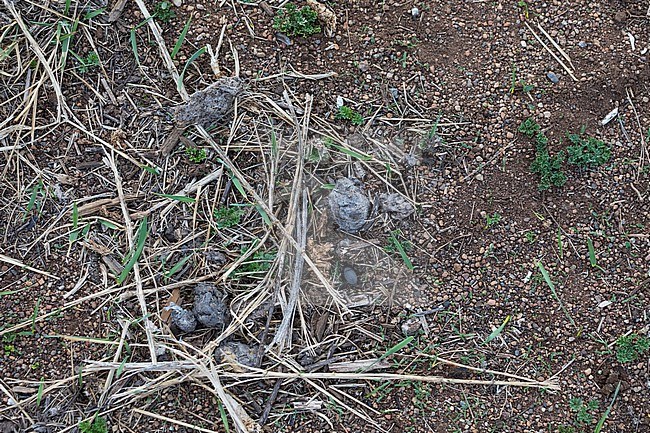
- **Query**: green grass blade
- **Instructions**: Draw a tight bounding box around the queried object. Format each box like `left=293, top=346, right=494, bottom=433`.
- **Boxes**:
left=537, top=261, right=575, bottom=327
left=587, top=238, right=597, bottom=267
left=594, top=381, right=620, bottom=433
left=484, top=315, right=510, bottom=344
left=379, top=336, right=414, bottom=361
left=171, top=17, right=192, bottom=59
left=130, top=27, right=139, bottom=65
left=178, top=46, right=206, bottom=91
left=117, top=217, right=148, bottom=284
left=254, top=204, right=272, bottom=226
left=218, top=400, right=230, bottom=433
left=556, top=228, right=563, bottom=259
left=327, top=142, right=372, bottom=161
left=164, top=254, right=192, bottom=281
left=154, top=193, right=196, bottom=203
left=84, top=8, right=104, bottom=20
left=116, top=356, right=128, bottom=379
left=36, top=378, right=44, bottom=407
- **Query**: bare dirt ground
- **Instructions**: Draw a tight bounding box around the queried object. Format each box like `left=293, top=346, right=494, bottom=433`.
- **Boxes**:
left=1, top=1, right=649, bottom=432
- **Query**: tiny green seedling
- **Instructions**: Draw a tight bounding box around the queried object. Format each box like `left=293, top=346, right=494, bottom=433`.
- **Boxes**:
left=153, top=1, right=176, bottom=22
left=185, top=146, right=207, bottom=163
left=485, top=212, right=501, bottom=229
left=615, top=333, right=650, bottom=363
left=213, top=205, right=244, bottom=229
left=385, top=229, right=414, bottom=270
left=79, top=415, right=108, bottom=433
left=77, top=51, right=99, bottom=73
left=569, top=398, right=599, bottom=425
left=335, top=105, right=364, bottom=126
left=566, top=129, right=611, bottom=168
left=273, top=3, right=321, bottom=37
left=519, top=118, right=566, bottom=191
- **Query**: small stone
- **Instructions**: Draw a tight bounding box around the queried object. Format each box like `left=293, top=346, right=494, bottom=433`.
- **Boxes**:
left=613, top=10, right=627, bottom=23
left=357, top=61, right=369, bottom=72
left=410, top=7, right=420, bottom=19
left=475, top=173, right=484, bottom=182
left=453, top=263, right=462, bottom=272
left=578, top=41, right=588, bottom=48
left=543, top=111, right=552, bottom=119
left=584, top=368, right=592, bottom=376
left=487, top=299, right=497, bottom=306
left=343, top=267, right=358, bottom=286
left=546, top=72, right=559, bottom=84
left=506, top=131, right=514, bottom=139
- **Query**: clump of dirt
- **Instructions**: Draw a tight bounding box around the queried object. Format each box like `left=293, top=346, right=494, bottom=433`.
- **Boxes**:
left=193, top=283, right=228, bottom=328
left=379, top=193, right=414, bottom=220
left=175, top=77, right=244, bottom=127
left=328, top=177, right=370, bottom=233
left=215, top=341, right=260, bottom=371
left=170, top=305, right=198, bottom=333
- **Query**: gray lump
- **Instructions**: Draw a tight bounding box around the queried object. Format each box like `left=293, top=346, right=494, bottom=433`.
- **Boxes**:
left=170, top=305, right=197, bottom=333
left=175, top=77, right=243, bottom=128
left=193, top=283, right=228, bottom=328
left=328, top=177, right=371, bottom=233
left=379, top=193, right=414, bottom=220
left=215, top=341, right=260, bottom=369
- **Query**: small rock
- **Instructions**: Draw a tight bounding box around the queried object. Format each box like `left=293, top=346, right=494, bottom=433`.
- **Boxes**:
left=358, top=61, right=369, bottom=72
left=543, top=111, right=552, bottom=119
left=475, top=173, right=484, bottom=182
left=584, top=368, right=592, bottom=376
left=410, top=7, right=420, bottom=19
left=379, top=193, right=414, bottom=220
left=453, top=263, right=462, bottom=272
left=578, top=41, right=588, bottom=48
left=216, top=341, right=260, bottom=371
left=328, top=178, right=371, bottom=233
left=204, top=250, right=227, bottom=265
left=613, top=10, right=627, bottom=23
left=275, top=32, right=292, bottom=46
left=193, top=283, right=228, bottom=328
left=546, top=72, right=559, bottom=84
left=170, top=305, right=197, bottom=333
left=506, top=131, right=514, bottom=139
left=487, top=299, right=497, bottom=306
left=343, top=267, right=358, bottom=285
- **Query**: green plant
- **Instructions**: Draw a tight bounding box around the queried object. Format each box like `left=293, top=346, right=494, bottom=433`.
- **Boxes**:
left=519, top=118, right=567, bottom=191
left=213, top=205, right=243, bottom=229
left=272, top=3, right=321, bottom=37
left=615, top=333, right=650, bottom=363
left=569, top=398, right=599, bottom=425
left=335, top=105, right=364, bottom=126
left=78, top=51, right=99, bottom=73
left=185, top=146, right=207, bottom=163
left=2, top=332, right=17, bottom=356
left=153, top=1, right=176, bottom=22
left=566, top=130, right=611, bottom=168
left=517, top=0, right=530, bottom=18
left=385, top=229, right=414, bottom=270
left=524, top=231, right=536, bottom=243
left=79, top=416, right=107, bottom=433
left=509, top=64, right=534, bottom=94
left=485, top=212, right=501, bottom=228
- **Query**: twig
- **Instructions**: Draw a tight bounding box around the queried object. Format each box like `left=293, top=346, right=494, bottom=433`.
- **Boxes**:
left=525, top=22, right=578, bottom=81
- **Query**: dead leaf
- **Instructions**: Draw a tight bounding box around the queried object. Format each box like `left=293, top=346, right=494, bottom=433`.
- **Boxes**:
left=306, top=0, right=336, bottom=37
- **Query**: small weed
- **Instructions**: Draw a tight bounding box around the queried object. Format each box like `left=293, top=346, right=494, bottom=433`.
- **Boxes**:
left=566, top=130, right=611, bottom=168
left=154, top=1, right=176, bottom=22
left=615, top=333, right=650, bottom=363
left=385, top=229, right=414, bottom=270
left=519, top=118, right=567, bottom=191
left=273, top=3, right=321, bottom=37
left=524, top=231, right=537, bottom=243
left=485, top=212, right=501, bottom=229
left=213, top=205, right=243, bottom=229
left=509, top=64, right=534, bottom=94
left=185, top=146, right=207, bottom=163
left=236, top=248, right=276, bottom=277
left=79, top=416, right=107, bottom=433
left=557, top=426, right=576, bottom=433
left=569, top=398, right=599, bottom=425
left=78, top=51, right=99, bottom=73
left=2, top=333, right=17, bottom=356
left=335, top=105, right=364, bottom=126
left=517, top=0, right=530, bottom=18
